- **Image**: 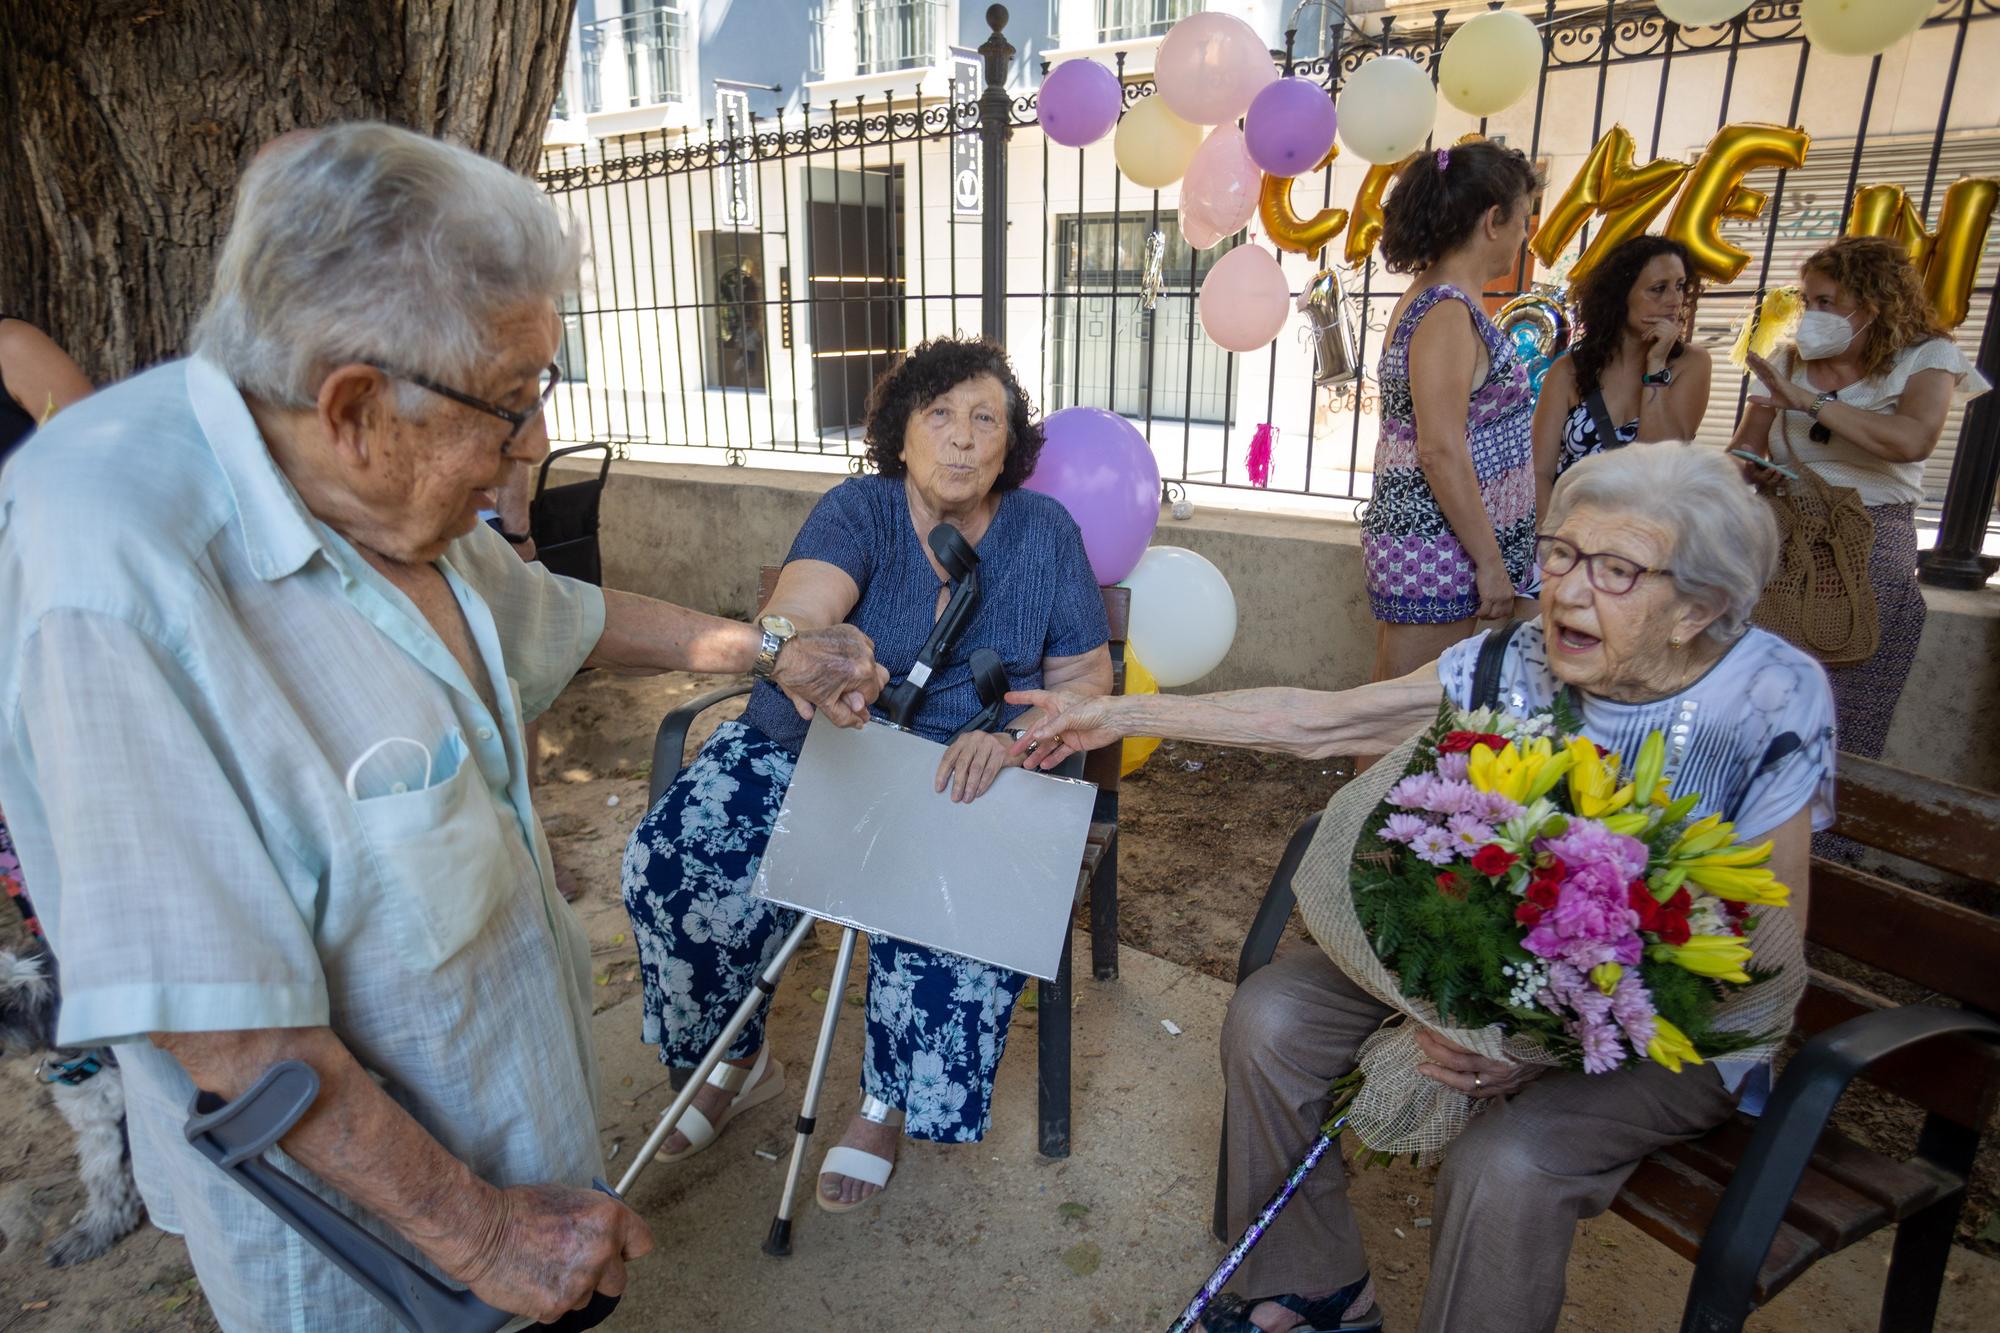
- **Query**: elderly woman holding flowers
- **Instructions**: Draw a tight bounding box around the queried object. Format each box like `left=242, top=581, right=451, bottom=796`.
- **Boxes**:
left=1010, top=443, right=1834, bottom=1333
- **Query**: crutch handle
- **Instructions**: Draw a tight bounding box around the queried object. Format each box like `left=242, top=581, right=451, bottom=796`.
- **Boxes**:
left=185, top=1060, right=620, bottom=1333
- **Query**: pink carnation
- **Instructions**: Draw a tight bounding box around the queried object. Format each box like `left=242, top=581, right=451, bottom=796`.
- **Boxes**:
left=1380, top=812, right=1432, bottom=846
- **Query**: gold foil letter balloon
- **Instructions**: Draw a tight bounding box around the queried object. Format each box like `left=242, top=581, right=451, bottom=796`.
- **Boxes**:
left=1848, top=177, right=2000, bottom=328
left=1529, top=127, right=1690, bottom=282
left=1260, top=144, right=1350, bottom=256
left=1664, top=123, right=1811, bottom=282
left=1344, top=153, right=1418, bottom=267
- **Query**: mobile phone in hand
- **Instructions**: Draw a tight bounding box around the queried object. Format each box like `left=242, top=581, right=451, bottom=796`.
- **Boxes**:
left=1728, top=448, right=1800, bottom=482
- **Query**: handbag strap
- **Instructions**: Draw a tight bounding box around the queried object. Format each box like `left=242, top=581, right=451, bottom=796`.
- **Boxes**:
left=1582, top=390, right=1626, bottom=453
left=1472, top=620, right=1528, bottom=710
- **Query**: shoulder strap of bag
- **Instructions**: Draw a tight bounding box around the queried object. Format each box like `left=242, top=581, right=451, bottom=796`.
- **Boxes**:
left=1582, top=390, right=1624, bottom=452
left=1472, top=620, right=1528, bottom=711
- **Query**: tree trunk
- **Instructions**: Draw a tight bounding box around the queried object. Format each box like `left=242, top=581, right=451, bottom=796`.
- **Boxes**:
left=0, top=0, right=575, bottom=384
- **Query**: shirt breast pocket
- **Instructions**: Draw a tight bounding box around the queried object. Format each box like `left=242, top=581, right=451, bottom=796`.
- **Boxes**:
left=348, top=729, right=515, bottom=970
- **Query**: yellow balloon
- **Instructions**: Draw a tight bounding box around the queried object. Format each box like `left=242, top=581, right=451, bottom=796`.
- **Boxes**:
left=1261, top=143, right=1349, bottom=256
left=1116, top=95, right=1206, bottom=191
left=1663, top=123, right=1810, bottom=283
left=1530, top=126, right=1690, bottom=281
left=1848, top=177, right=2000, bottom=328
left=1437, top=10, right=1542, bottom=117
left=1119, top=655, right=1161, bottom=778
left=1801, top=0, right=1932, bottom=58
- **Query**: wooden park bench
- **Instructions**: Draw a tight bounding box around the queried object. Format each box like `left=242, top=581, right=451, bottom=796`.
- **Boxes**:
left=645, top=568, right=1130, bottom=1159
left=1221, top=754, right=2000, bottom=1333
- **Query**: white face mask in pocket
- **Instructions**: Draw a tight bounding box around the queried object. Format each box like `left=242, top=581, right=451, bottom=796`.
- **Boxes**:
left=346, top=729, right=515, bottom=970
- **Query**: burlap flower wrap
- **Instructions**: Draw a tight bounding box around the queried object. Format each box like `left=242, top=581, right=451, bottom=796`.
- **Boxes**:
left=1291, top=730, right=1807, bottom=1163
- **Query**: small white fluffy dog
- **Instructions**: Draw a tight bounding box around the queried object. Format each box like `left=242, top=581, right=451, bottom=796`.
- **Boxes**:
left=0, top=941, right=143, bottom=1265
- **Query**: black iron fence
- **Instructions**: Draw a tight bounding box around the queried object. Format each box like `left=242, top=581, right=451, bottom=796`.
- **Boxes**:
left=537, top=1, right=2000, bottom=590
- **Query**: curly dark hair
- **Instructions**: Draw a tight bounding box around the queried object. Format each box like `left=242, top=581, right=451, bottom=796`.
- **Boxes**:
left=1802, top=236, right=1948, bottom=380
left=1379, top=140, right=1540, bottom=274
left=861, top=336, right=1043, bottom=489
left=1568, top=235, right=1698, bottom=396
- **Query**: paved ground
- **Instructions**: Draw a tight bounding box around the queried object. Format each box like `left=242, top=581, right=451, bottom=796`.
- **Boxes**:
left=590, top=928, right=2000, bottom=1332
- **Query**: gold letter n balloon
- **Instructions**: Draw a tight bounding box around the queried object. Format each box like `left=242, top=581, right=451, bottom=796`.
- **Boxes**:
left=1848, top=177, right=2000, bottom=328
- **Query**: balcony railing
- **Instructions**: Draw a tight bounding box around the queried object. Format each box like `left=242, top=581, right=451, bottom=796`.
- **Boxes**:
left=856, top=0, right=945, bottom=75
left=579, top=4, right=688, bottom=114
left=1096, top=0, right=1197, bottom=44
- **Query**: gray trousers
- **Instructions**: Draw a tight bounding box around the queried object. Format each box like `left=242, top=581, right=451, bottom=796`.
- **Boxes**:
left=1222, top=949, right=1739, bottom=1333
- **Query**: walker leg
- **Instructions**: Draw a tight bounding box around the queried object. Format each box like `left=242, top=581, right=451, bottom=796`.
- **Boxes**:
left=763, top=926, right=860, bottom=1257
left=616, top=913, right=817, bottom=1195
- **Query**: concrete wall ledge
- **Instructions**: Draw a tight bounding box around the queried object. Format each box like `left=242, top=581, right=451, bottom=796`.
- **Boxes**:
left=573, top=460, right=2000, bottom=792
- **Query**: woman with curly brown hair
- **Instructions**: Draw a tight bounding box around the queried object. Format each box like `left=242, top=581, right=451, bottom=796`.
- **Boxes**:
left=1732, top=235, right=1985, bottom=765
left=1530, top=235, right=1713, bottom=518
left=620, top=336, right=1111, bottom=1209
left=1362, top=141, right=1542, bottom=684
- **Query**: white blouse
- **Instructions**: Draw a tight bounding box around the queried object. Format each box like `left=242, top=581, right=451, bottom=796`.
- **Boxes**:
left=1765, top=336, right=1986, bottom=507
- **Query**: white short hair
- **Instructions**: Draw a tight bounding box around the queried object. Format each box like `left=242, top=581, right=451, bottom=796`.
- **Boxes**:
left=1546, top=441, right=1778, bottom=644
left=193, top=122, right=580, bottom=410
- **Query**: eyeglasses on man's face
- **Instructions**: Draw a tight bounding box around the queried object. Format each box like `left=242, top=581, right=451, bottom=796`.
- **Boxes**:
left=368, top=361, right=562, bottom=448
left=1534, top=534, right=1672, bottom=596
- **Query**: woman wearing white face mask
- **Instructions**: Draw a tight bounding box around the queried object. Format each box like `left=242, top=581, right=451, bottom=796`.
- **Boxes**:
left=1732, top=236, right=1987, bottom=772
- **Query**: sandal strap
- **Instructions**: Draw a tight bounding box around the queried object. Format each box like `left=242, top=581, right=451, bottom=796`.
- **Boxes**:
left=675, top=1103, right=718, bottom=1151
left=858, top=1092, right=899, bottom=1124
left=819, top=1144, right=893, bottom=1187
left=706, top=1045, right=767, bottom=1096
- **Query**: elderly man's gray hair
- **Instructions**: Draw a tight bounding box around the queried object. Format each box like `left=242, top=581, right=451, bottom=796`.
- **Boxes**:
left=1546, top=442, right=1778, bottom=644
left=193, top=122, right=580, bottom=410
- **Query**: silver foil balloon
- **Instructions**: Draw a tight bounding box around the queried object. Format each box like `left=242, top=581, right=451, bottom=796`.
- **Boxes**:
left=1297, top=268, right=1359, bottom=387
left=1140, top=229, right=1166, bottom=311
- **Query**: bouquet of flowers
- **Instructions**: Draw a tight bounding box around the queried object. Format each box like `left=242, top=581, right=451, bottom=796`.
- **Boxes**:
left=1288, top=699, right=1806, bottom=1161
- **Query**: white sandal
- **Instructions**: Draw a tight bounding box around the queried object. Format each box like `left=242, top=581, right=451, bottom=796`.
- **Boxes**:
left=815, top=1093, right=900, bottom=1214
left=658, top=1046, right=786, bottom=1164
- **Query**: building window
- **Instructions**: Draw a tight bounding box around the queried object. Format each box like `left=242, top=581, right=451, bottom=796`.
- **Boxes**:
left=579, top=3, right=688, bottom=113
left=1096, top=0, right=1197, bottom=44
left=702, top=231, right=768, bottom=391
left=555, top=291, right=588, bottom=385
left=856, top=0, right=945, bottom=75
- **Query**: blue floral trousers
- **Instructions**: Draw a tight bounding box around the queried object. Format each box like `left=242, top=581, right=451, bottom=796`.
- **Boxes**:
left=620, top=721, right=1026, bottom=1143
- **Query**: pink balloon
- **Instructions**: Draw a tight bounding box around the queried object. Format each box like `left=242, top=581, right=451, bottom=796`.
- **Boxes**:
left=1199, top=245, right=1292, bottom=353
left=1024, top=407, right=1162, bottom=586
left=1177, top=125, right=1261, bottom=249
left=1179, top=208, right=1226, bottom=252
left=1155, top=12, right=1278, bottom=127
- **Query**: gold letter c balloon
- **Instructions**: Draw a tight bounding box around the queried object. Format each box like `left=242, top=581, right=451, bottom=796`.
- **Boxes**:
left=1664, top=123, right=1811, bottom=283
left=1260, top=144, right=1349, bottom=256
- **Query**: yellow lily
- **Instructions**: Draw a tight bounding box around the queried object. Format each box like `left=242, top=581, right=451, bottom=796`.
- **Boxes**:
left=1647, top=935, right=1755, bottom=983
left=1467, top=738, right=1575, bottom=805
left=1670, top=813, right=1736, bottom=859
left=1646, top=1016, right=1706, bottom=1073
left=1600, top=811, right=1652, bottom=838
left=1589, top=963, right=1622, bottom=995
left=1682, top=864, right=1791, bottom=907
left=1566, top=737, right=1636, bottom=818
left=1676, top=840, right=1775, bottom=869
left=1631, top=731, right=1667, bottom=806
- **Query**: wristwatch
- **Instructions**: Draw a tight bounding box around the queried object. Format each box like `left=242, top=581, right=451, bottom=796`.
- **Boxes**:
left=1641, top=366, right=1674, bottom=388
left=1806, top=390, right=1837, bottom=419
left=751, top=614, right=796, bottom=681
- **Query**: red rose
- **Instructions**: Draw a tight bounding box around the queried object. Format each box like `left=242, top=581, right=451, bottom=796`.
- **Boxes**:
left=1667, top=887, right=1693, bottom=914
left=1435, top=872, right=1466, bottom=900
left=1527, top=878, right=1561, bottom=909
left=1471, top=844, right=1519, bottom=877
left=1514, top=902, right=1543, bottom=925
left=1440, top=730, right=1509, bottom=754
left=1628, top=881, right=1661, bottom=929
left=1656, top=913, right=1692, bottom=946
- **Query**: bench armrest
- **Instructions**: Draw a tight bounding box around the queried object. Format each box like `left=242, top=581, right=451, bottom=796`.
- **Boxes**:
left=1678, top=1005, right=2000, bottom=1333
left=649, top=685, right=755, bottom=806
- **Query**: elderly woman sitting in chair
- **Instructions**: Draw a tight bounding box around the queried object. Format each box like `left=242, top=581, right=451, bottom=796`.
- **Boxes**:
left=1012, top=443, right=1835, bottom=1333
left=621, top=337, right=1111, bottom=1211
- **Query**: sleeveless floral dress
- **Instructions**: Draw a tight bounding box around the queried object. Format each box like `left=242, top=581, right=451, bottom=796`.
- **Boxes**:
left=1361, top=284, right=1537, bottom=623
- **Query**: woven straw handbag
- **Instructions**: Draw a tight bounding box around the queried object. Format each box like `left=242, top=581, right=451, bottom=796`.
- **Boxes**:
left=1749, top=409, right=1879, bottom=667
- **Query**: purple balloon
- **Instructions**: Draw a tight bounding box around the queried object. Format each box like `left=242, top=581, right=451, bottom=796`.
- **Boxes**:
left=1245, top=77, right=1339, bottom=178
left=1039, top=59, right=1124, bottom=149
left=1025, top=407, right=1163, bottom=586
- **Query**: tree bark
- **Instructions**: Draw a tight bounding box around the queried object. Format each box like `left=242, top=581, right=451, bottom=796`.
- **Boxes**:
left=0, top=0, right=575, bottom=384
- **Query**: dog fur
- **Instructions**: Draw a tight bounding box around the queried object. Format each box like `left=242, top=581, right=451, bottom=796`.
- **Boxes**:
left=0, top=940, right=143, bottom=1266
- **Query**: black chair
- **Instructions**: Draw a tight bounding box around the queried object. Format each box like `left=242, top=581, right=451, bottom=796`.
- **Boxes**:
left=643, top=570, right=1131, bottom=1159
left=531, top=443, right=612, bottom=585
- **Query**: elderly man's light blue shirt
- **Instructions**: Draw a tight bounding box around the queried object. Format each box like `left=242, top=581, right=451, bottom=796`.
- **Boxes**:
left=0, top=357, right=607, bottom=1332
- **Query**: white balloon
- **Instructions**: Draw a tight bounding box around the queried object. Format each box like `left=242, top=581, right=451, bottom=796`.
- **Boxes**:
left=1123, top=546, right=1237, bottom=688
left=1336, top=56, right=1438, bottom=165
left=1801, top=0, right=1932, bottom=57
left=1656, top=0, right=1753, bottom=25
left=1438, top=11, right=1541, bottom=117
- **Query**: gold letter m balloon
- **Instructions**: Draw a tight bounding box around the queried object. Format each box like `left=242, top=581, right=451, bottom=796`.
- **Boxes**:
left=1848, top=177, right=2000, bottom=328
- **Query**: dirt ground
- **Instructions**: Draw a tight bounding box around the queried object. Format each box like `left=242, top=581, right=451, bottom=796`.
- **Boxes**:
left=1, top=667, right=1994, bottom=1331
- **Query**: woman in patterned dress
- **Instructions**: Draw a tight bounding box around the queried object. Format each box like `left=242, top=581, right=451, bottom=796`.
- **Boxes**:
left=1362, top=142, right=1542, bottom=684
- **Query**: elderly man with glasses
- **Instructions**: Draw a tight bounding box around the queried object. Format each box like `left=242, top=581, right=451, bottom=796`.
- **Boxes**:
left=0, top=124, right=885, bottom=1331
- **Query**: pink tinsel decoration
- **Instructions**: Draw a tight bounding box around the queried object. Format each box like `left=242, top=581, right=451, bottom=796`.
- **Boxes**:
left=1247, top=422, right=1276, bottom=488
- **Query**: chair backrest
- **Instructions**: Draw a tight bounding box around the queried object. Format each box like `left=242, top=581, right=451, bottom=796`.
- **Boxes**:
left=756, top=567, right=1132, bottom=787
left=1798, top=755, right=2000, bottom=1129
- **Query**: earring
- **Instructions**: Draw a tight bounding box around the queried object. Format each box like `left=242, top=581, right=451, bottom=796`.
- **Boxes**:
left=1669, top=634, right=1683, bottom=649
